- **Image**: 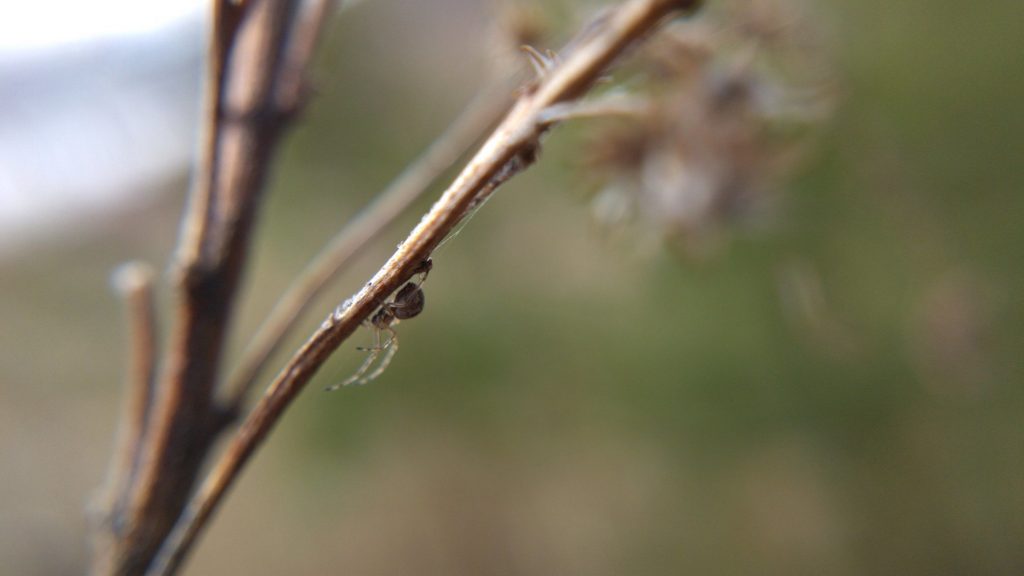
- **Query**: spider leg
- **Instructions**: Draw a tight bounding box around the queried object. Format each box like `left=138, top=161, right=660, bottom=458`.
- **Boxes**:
left=355, top=326, right=399, bottom=385
left=326, top=327, right=385, bottom=390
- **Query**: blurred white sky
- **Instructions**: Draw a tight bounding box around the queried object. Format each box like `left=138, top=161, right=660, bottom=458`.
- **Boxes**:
left=0, top=0, right=206, bottom=258
left=0, top=1, right=204, bottom=51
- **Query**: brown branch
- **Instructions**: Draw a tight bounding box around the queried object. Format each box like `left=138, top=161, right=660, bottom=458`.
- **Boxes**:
left=92, top=1, right=337, bottom=574
left=274, top=0, right=336, bottom=111
left=92, top=262, right=158, bottom=561
left=174, top=0, right=248, bottom=268
left=223, top=79, right=515, bottom=413
left=147, top=1, right=700, bottom=573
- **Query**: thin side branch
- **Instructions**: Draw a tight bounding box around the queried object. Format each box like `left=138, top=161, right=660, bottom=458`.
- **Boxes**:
left=537, top=92, right=652, bottom=123
left=174, top=0, right=248, bottom=267
left=99, top=263, right=159, bottom=529
left=148, top=0, right=699, bottom=573
left=274, top=0, right=336, bottom=111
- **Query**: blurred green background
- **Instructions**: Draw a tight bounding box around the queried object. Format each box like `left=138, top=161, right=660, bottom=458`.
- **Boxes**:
left=1, top=0, right=1022, bottom=574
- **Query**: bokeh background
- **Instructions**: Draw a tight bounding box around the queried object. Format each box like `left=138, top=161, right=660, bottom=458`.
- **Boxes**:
left=2, top=0, right=1022, bottom=574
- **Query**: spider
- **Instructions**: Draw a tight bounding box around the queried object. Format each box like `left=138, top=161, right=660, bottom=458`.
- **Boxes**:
left=326, top=259, right=432, bottom=390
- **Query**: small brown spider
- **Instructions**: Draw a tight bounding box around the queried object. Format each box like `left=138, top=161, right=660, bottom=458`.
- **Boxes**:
left=326, top=259, right=432, bottom=389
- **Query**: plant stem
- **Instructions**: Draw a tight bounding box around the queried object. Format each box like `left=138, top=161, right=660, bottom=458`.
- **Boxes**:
left=94, top=263, right=158, bottom=545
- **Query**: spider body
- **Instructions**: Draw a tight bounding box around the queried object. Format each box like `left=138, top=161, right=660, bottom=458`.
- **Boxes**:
left=371, top=280, right=425, bottom=327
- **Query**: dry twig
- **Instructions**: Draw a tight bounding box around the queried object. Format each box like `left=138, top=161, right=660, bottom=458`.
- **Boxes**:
left=91, top=1, right=337, bottom=574
left=97, top=263, right=158, bottom=535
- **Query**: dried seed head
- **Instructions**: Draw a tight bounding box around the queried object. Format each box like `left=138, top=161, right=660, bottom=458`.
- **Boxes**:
left=582, top=0, right=836, bottom=256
